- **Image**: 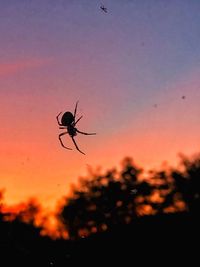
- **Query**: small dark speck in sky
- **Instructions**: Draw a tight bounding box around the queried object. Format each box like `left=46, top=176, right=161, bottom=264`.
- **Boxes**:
left=182, top=95, right=186, bottom=99
left=100, top=5, right=108, bottom=13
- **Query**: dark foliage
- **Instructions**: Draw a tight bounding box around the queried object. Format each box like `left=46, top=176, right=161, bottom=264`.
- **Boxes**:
left=0, top=154, right=199, bottom=266
left=60, top=155, right=199, bottom=239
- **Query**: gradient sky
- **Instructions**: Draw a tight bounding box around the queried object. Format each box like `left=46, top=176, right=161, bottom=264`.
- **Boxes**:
left=0, top=0, right=200, bottom=209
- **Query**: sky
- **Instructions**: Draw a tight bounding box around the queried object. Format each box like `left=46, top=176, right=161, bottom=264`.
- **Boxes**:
left=0, top=0, right=200, bottom=209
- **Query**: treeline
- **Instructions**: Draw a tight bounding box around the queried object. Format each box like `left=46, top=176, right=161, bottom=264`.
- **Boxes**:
left=59, top=154, right=200, bottom=239
left=0, top=153, right=199, bottom=266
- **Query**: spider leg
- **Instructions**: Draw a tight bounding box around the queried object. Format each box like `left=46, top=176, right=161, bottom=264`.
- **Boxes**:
left=74, top=101, right=79, bottom=119
left=76, top=129, right=96, bottom=135
left=75, top=116, right=83, bottom=125
left=58, top=132, right=72, bottom=150
left=56, top=112, right=63, bottom=126
left=71, top=136, right=85, bottom=155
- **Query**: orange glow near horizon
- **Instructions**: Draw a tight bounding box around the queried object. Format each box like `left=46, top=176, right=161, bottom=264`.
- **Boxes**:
left=1, top=73, right=200, bottom=209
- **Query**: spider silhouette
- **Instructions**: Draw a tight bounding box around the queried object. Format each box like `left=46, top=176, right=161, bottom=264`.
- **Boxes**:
left=56, top=102, right=96, bottom=155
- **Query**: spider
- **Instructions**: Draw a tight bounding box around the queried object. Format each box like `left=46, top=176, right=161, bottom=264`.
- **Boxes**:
left=56, top=101, right=96, bottom=155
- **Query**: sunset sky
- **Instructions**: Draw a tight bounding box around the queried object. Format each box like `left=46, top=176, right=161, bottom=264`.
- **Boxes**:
left=0, top=0, right=200, bottom=209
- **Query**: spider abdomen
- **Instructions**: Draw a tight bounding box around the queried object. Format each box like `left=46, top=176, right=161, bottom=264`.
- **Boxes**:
left=61, top=112, right=74, bottom=126
left=67, top=125, right=77, bottom=136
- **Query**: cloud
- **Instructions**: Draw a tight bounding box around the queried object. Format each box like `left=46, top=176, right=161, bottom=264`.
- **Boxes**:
left=0, top=57, right=53, bottom=77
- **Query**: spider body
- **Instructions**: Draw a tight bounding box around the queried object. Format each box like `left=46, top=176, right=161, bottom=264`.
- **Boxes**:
left=56, top=102, right=96, bottom=154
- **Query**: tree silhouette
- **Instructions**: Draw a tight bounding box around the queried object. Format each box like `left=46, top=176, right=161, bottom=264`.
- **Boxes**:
left=171, top=154, right=200, bottom=214
left=60, top=155, right=200, bottom=239
left=1, top=154, right=199, bottom=265
left=60, top=157, right=154, bottom=239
